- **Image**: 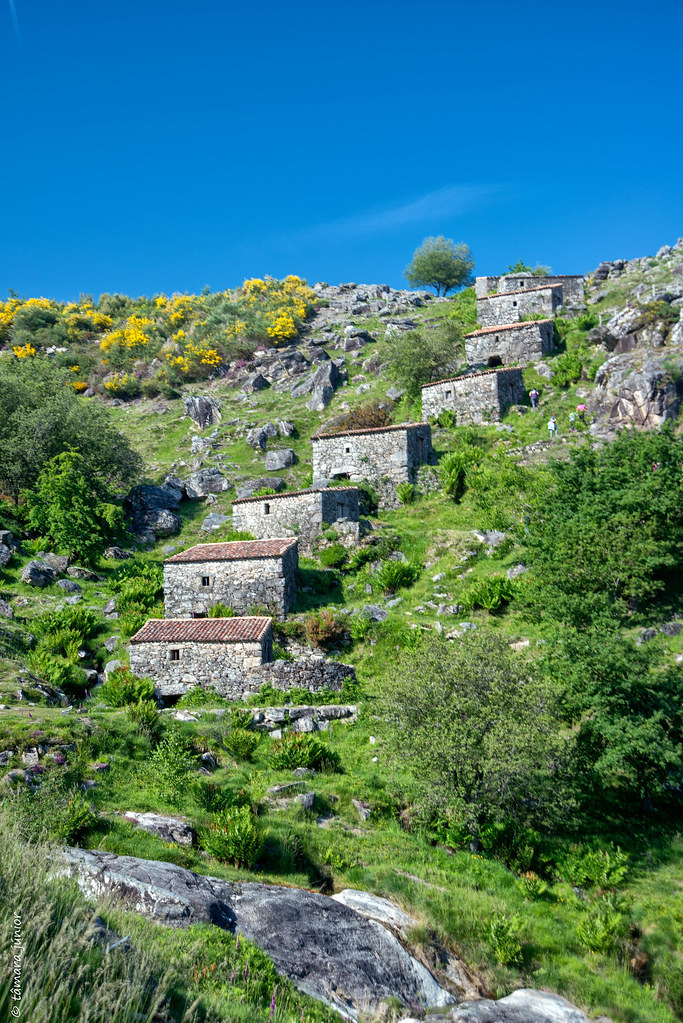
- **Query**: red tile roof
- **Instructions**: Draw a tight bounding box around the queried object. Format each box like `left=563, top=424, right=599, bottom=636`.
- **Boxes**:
left=314, top=422, right=429, bottom=440
left=465, top=319, right=552, bottom=337
left=233, top=486, right=358, bottom=506
left=165, top=538, right=297, bottom=563
left=422, top=367, right=523, bottom=390
left=478, top=285, right=562, bottom=300
left=130, top=617, right=272, bottom=644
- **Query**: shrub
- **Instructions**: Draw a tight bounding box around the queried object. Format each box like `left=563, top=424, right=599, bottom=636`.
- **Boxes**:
left=26, top=650, right=85, bottom=695
left=436, top=409, right=456, bottom=428
left=439, top=445, right=480, bottom=500
left=41, top=627, right=82, bottom=663
left=201, top=805, right=262, bottom=867
left=99, top=666, right=155, bottom=707
left=552, top=350, right=582, bottom=387
left=348, top=613, right=374, bottom=641
left=222, top=728, right=260, bottom=761
left=576, top=896, right=628, bottom=954
left=575, top=311, right=599, bottom=331
left=35, top=605, right=100, bottom=642
left=268, top=732, right=340, bottom=771
left=396, top=482, right=415, bottom=504
left=319, top=543, right=347, bottom=568
left=7, top=770, right=96, bottom=843
left=461, top=574, right=520, bottom=613
left=487, top=913, right=523, bottom=966
left=176, top=686, right=232, bottom=709
left=149, top=727, right=195, bottom=803
left=125, top=698, right=160, bottom=736
left=517, top=870, right=548, bottom=899
left=375, top=560, right=420, bottom=594
left=207, top=602, right=235, bottom=618
left=305, top=610, right=345, bottom=649
left=347, top=535, right=400, bottom=571
left=557, top=845, right=629, bottom=890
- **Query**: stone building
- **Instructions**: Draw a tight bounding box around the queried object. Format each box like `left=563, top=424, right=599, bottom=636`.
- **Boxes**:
left=464, top=319, right=554, bottom=367
left=232, top=487, right=360, bottom=554
left=129, top=616, right=274, bottom=701
left=476, top=284, right=564, bottom=327
left=311, top=423, right=432, bottom=506
left=421, top=368, right=525, bottom=424
left=163, top=538, right=298, bottom=618
left=475, top=274, right=585, bottom=310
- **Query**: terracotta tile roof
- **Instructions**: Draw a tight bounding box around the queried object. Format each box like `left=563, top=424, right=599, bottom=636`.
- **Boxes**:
left=233, top=486, right=359, bottom=506
left=422, top=367, right=523, bottom=390
left=314, top=422, right=429, bottom=441
left=465, top=319, right=552, bottom=337
left=165, top=538, right=297, bottom=563
left=478, top=284, right=562, bottom=300
left=130, top=617, right=272, bottom=644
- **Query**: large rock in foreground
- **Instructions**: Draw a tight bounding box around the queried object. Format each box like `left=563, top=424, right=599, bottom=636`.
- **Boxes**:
left=60, top=849, right=454, bottom=1018
left=590, top=347, right=683, bottom=432
left=399, top=988, right=602, bottom=1022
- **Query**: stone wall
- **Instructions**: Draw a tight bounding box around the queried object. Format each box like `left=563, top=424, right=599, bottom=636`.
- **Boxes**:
left=477, top=285, right=563, bottom=327
left=257, top=659, right=355, bottom=693
left=232, top=488, right=360, bottom=554
left=421, top=368, right=525, bottom=424
left=130, top=634, right=272, bottom=701
left=474, top=275, right=500, bottom=298
left=465, top=320, right=554, bottom=367
left=163, top=543, right=298, bottom=618
left=311, top=423, right=432, bottom=508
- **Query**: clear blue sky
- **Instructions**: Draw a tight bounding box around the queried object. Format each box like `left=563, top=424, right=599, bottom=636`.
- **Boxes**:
left=2, top=0, right=682, bottom=300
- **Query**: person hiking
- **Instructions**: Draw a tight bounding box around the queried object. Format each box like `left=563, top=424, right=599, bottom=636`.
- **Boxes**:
left=568, top=411, right=577, bottom=432
left=529, top=387, right=540, bottom=410
left=547, top=414, right=558, bottom=439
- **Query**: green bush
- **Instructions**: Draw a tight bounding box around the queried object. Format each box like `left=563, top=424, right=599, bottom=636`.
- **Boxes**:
left=576, top=896, right=628, bottom=954
left=487, top=912, right=523, bottom=966
left=319, top=543, right=347, bottom=568
left=26, top=650, right=86, bottom=695
left=125, top=698, right=160, bottom=736
left=176, top=686, right=232, bottom=709
left=557, top=845, right=629, bottom=890
left=207, top=602, right=235, bottom=618
left=552, top=350, right=582, bottom=387
left=439, top=444, right=480, bottom=500
left=304, top=610, right=345, bottom=649
left=98, top=666, right=155, bottom=707
left=7, top=771, right=96, bottom=843
left=461, top=574, right=520, bottom=612
left=375, top=560, right=421, bottom=594
left=35, top=605, right=100, bottom=642
left=222, top=728, right=260, bottom=761
left=149, top=727, right=195, bottom=803
left=396, top=482, right=416, bottom=504
left=201, top=805, right=262, bottom=867
left=267, top=732, right=340, bottom=771
left=436, top=410, right=456, bottom=428
left=347, top=535, right=400, bottom=571
left=41, top=627, right=82, bottom=663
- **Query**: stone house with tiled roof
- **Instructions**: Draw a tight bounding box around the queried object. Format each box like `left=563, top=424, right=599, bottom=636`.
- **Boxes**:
left=163, top=538, right=298, bottom=619
left=421, top=367, right=525, bottom=424
left=475, top=273, right=585, bottom=311
left=465, top=319, right=554, bottom=368
left=311, top=422, right=432, bottom=507
left=129, top=616, right=274, bottom=700
left=232, top=487, right=360, bottom=554
left=476, top=284, right=564, bottom=327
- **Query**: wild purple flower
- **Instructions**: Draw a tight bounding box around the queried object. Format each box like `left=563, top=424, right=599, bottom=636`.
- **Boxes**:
left=235, top=934, right=239, bottom=951
left=269, top=985, right=277, bottom=1018
left=243, top=959, right=249, bottom=982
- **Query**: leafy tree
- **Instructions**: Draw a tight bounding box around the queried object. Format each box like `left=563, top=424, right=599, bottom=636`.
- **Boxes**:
left=25, top=450, right=126, bottom=563
left=404, top=237, right=474, bottom=296
left=504, top=260, right=551, bottom=276
left=378, top=630, right=571, bottom=850
left=523, top=428, right=683, bottom=625
left=386, top=320, right=463, bottom=399
left=0, top=359, right=142, bottom=501
left=543, top=628, right=682, bottom=812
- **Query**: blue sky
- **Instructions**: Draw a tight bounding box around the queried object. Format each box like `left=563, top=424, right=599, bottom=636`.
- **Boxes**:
left=2, top=0, right=682, bottom=300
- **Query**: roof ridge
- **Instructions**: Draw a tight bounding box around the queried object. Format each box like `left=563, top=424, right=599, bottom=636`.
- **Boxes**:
left=233, top=485, right=359, bottom=506
left=314, top=422, right=429, bottom=440
left=464, top=319, right=552, bottom=337
left=422, top=367, right=523, bottom=389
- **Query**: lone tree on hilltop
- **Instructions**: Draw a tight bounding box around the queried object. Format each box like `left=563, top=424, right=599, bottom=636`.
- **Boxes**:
left=404, top=236, right=474, bottom=296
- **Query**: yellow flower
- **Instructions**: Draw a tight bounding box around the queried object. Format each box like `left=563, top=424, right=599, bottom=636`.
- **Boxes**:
left=13, top=342, right=36, bottom=358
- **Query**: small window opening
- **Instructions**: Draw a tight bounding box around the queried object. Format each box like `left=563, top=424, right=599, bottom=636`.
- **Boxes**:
left=445, top=390, right=451, bottom=399
left=264, top=503, right=270, bottom=515
left=201, top=576, right=211, bottom=587
left=345, top=446, right=351, bottom=454
left=170, top=649, right=180, bottom=661
left=418, top=437, right=425, bottom=460
left=337, top=502, right=345, bottom=518
left=512, top=300, right=517, bottom=307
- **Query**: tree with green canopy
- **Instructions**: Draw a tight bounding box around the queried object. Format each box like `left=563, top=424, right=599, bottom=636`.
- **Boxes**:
left=403, top=237, right=474, bottom=296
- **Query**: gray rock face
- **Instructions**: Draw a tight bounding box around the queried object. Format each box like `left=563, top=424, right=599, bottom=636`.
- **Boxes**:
left=0, top=543, right=12, bottom=567
left=201, top=513, right=231, bottom=533
left=307, top=383, right=334, bottom=410
left=120, top=812, right=195, bottom=846
left=242, top=373, right=270, bottom=393
left=265, top=448, right=295, bottom=471
left=56, top=579, right=82, bottom=594
left=60, top=849, right=454, bottom=1018
left=104, top=546, right=133, bottom=560
left=21, top=560, right=57, bottom=587
left=592, top=350, right=683, bottom=428
left=184, top=468, right=230, bottom=499
left=235, top=477, right=284, bottom=499
left=36, top=551, right=70, bottom=573
left=506, top=563, right=528, bottom=580
left=183, top=395, right=221, bottom=429
left=133, top=508, right=182, bottom=537
left=0, top=598, right=13, bottom=619
left=126, top=484, right=182, bottom=512
left=399, top=987, right=599, bottom=1023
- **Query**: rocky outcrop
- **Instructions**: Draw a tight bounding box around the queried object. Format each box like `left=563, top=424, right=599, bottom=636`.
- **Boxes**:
left=119, top=811, right=195, bottom=846
left=59, top=849, right=455, bottom=1019
left=183, top=395, right=221, bottom=429
left=398, top=988, right=604, bottom=1022
left=21, top=560, right=57, bottom=587
left=591, top=348, right=683, bottom=430
left=264, top=448, right=295, bottom=471
left=183, top=467, right=230, bottom=499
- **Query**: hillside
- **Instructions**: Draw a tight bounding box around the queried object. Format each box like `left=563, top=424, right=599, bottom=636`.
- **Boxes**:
left=0, top=244, right=682, bottom=1023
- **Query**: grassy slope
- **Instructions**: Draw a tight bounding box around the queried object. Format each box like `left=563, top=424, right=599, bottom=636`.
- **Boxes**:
left=1, top=279, right=682, bottom=1022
